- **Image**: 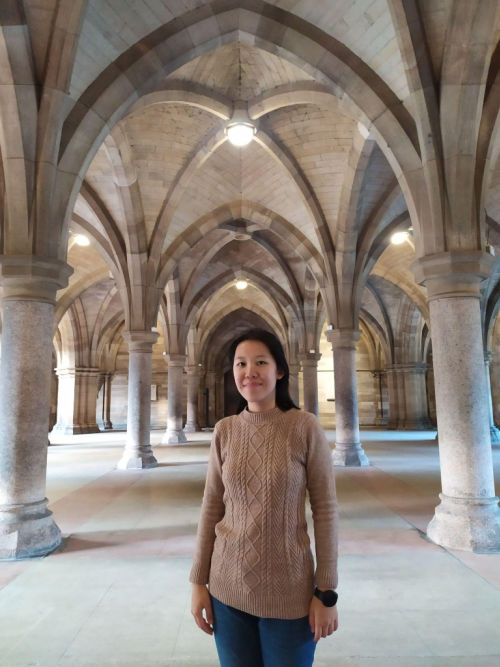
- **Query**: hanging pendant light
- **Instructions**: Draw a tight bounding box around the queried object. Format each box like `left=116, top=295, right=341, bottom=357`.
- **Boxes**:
left=225, top=104, right=256, bottom=147
left=225, top=46, right=256, bottom=147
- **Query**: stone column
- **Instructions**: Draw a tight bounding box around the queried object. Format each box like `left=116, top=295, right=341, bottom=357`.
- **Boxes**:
left=385, top=367, right=400, bottom=429
left=52, top=367, right=101, bottom=434
left=288, top=362, right=300, bottom=407
left=327, top=329, right=370, bottom=466
left=386, top=363, right=432, bottom=429
left=184, top=366, right=200, bottom=432
left=162, top=354, right=187, bottom=444
left=484, top=352, right=500, bottom=444
left=299, top=353, right=321, bottom=415
left=206, top=370, right=216, bottom=428
left=117, top=331, right=158, bottom=469
left=0, top=257, right=72, bottom=559
left=414, top=252, right=500, bottom=551
left=103, top=373, right=113, bottom=430
left=372, top=370, right=388, bottom=427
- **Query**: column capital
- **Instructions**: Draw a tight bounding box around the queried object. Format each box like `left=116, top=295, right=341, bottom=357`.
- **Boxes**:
left=0, top=256, right=73, bottom=303
left=412, top=251, right=494, bottom=300
left=166, top=353, right=186, bottom=367
left=298, top=352, right=321, bottom=365
left=123, top=330, right=158, bottom=351
left=186, top=365, right=201, bottom=376
left=326, top=328, right=361, bottom=350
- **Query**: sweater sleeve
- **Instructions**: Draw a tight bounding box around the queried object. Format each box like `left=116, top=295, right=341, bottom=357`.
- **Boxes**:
left=189, top=422, right=225, bottom=585
left=304, top=413, right=339, bottom=590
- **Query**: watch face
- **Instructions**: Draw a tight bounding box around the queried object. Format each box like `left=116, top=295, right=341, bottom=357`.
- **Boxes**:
left=321, top=590, right=338, bottom=607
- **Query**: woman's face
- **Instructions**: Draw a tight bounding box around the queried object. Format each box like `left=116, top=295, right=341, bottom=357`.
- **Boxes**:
left=233, top=339, right=284, bottom=413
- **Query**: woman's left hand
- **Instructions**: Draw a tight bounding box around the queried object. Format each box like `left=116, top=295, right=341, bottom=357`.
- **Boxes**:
left=308, top=596, right=338, bottom=642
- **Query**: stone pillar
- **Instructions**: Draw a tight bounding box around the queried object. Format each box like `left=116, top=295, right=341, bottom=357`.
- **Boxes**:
left=372, top=370, right=388, bottom=427
left=484, top=352, right=500, bottom=444
left=414, top=253, right=500, bottom=551
left=184, top=366, right=200, bottom=432
left=162, top=354, right=187, bottom=444
left=206, top=370, right=216, bottom=427
left=404, top=363, right=432, bottom=428
left=385, top=367, right=400, bottom=429
left=117, top=331, right=158, bottom=469
left=299, top=353, right=321, bottom=415
left=327, top=329, right=370, bottom=466
left=0, top=257, right=72, bottom=559
left=103, top=373, right=113, bottom=430
left=52, top=367, right=101, bottom=434
left=386, top=363, right=432, bottom=429
left=288, top=362, right=300, bottom=407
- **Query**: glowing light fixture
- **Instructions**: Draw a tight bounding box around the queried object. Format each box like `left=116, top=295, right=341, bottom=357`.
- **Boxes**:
left=74, top=234, right=90, bottom=246
left=235, top=279, right=248, bottom=290
left=225, top=50, right=256, bottom=147
left=390, top=231, right=410, bottom=245
left=225, top=102, right=256, bottom=147
left=226, top=121, right=256, bottom=147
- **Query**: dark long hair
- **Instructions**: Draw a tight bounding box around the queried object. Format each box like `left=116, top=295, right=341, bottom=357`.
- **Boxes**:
left=228, top=328, right=299, bottom=413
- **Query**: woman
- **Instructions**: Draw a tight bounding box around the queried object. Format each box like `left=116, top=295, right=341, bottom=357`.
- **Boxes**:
left=190, top=329, right=339, bottom=666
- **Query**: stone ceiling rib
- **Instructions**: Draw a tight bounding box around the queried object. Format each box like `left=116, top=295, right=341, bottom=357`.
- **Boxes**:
left=155, top=200, right=326, bottom=293
left=58, top=2, right=422, bottom=231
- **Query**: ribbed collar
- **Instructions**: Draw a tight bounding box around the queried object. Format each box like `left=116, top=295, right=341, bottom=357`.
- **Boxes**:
left=238, top=406, right=283, bottom=425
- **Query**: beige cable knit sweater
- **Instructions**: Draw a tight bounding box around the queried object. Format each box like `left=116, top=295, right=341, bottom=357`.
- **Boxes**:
left=189, top=407, right=338, bottom=619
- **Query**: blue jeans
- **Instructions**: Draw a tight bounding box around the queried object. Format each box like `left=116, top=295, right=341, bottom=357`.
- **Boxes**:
left=211, top=595, right=317, bottom=667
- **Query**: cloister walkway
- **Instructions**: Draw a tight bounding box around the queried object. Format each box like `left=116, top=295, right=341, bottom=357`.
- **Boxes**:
left=0, top=429, right=499, bottom=666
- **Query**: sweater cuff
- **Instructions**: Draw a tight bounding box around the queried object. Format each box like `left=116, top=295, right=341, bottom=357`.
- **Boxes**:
left=189, top=563, right=209, bottom=585
left=315, top=564, right=337, bottom=590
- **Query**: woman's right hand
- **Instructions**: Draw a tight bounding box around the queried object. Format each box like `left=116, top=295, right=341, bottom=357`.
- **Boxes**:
left=191, top=584, right=214, bottom=635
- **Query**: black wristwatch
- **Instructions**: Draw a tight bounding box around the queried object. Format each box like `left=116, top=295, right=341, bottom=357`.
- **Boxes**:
left=313, top=587, right=338, bottom=607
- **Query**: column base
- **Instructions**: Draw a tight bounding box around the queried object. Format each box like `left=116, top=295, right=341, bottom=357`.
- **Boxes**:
left=117, top=448, right=158, bottom=469
left=183, top=422, right=200, bottom=433
left=162, top=429, right=188, bottom=444
left=427, top=493, right=500, bottom=553
left=0, top=498, right=61, bottom=560
left=490, top=425, right=500, bottom=444
left=103, top=421, right=113, bottom=430
left=333, top=442, right=370, bottom=467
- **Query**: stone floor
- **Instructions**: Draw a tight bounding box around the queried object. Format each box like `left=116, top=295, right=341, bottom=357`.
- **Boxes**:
left=0, top=429, right=499, bottom=666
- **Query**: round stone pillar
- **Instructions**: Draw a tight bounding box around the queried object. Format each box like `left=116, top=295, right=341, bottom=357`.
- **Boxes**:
left=288, top=362, right=300, bottom=407
left=385, top=367, right=401, bottom=428
left=184, top=366, right=200, bottom=432
left=414, top=252, right=500, bottom=552
left=0, top=256, right=72, bottom=559
left=117, top=331, right=158, bottom=469
left=386, top=363, right=432, bottom=429
left=52, top=367, right=101, bottom=434
left=485, top=352, right=500, bottom=444
left=327, top=329, right=370, bottom=467
left=162, top=354, right=187, bottom=444
left=103, top=373, right=113, bottom=430
left=372, top=370, right=388, bottom=426
left=299, top=353, right=321, bottom=415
